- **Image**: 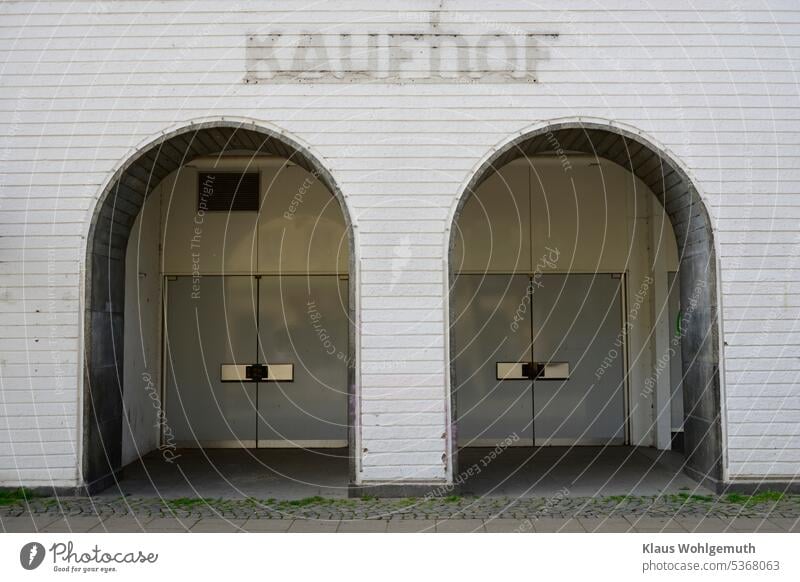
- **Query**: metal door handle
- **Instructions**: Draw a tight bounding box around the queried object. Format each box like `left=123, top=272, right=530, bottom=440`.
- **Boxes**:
left=522, top=362, right=538, bottom=379
left=245, top=364, right=268, bottom=381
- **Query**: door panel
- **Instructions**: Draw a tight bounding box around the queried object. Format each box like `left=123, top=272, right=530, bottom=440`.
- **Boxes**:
left=532, top=273, right=626, bottom=445
left=453, top=274, right=534, bottom=446
left=257, top=276, right=348, bottom=446
left=164, top=276, right=258, bottom=446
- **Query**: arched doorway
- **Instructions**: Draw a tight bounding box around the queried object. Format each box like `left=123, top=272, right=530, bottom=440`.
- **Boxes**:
left=448, top=121, right=722, bottom=493
left=84, top=121, right=355, bottom=494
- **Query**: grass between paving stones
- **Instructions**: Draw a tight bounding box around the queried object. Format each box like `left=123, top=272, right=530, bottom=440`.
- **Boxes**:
left=668, top=493, right=716, bottom=504
left=590, top=491, right=792, bottom=510
left=3, top=492, right=798, bottom=518
left=164, top=497, right=212, bottom=508
left=725, top=491, right=785, bottom=505
left=155, top=495, right=456, bottom=511
left=232, top=491, right=786, bottom=516
left=0, top=487, right=39, bottom=506
left=603, top=495, right=633, bottom=503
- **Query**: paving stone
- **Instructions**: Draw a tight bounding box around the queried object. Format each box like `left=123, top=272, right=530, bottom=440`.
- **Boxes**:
left=93, top=516, right=150, bottom=532
left=0, top=514, right=65, bottom=532
left=629, top=518, right=687, bottom=533
left=578, top=517, right=634, bottom=533
left=3, top=494, right=800, bottom=530
left=768, top=518, right=800, bottom=532
left=726, top=517, right=786, bottom=533
left=533, top=518, right=586, bottom=532
left=144, top=517, right=198, bottom=531
left=40, top=516, right=107, bottom=533
left=191, top=518, right=248, bottom=532
left=483, top=518, right=534, bottom=533
left=675, top=517, right=733, bottom=533
left=337, top=519, right=388, bottom=533
left=386, top=519, right=436, bottom=533
left=288, top=519, right=339, bottom=533
left=242, top=519, right=294, bottom=532
left=436, top=519, right=485, bottom=533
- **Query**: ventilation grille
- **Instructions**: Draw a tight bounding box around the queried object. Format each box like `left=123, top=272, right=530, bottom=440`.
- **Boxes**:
left=197, top=172, right=260, bottom=211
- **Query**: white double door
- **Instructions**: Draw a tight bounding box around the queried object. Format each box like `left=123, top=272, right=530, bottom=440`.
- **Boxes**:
left=164, top=275, right=348, bottom=448
left=453, top=273, right=626, bottom=447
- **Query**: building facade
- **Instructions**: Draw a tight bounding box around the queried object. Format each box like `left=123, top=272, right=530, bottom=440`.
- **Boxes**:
left=1, top=1, right=799, bottom=494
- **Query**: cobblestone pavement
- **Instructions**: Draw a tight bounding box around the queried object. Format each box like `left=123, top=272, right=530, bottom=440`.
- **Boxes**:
left=2, top=494, right=800, bottom=532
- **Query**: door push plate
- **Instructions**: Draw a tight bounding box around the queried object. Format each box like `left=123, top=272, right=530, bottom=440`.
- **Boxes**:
left=537, top=362, right=570, bottom=380
left=496, top=361, right=570, bottom=381
left=496, top=362, right=528, bottom=380
left=220, top=363, right=294, bottom=382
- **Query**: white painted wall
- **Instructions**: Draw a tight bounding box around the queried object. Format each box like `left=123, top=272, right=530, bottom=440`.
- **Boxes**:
left=1, top=1, right=798, bottom=487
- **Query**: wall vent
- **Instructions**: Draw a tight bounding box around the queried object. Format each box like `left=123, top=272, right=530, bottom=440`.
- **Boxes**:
left=197, top=171, right=260, bottom=211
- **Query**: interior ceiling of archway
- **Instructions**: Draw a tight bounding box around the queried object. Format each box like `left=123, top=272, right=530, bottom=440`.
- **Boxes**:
left=475, top=128, right=691, bottom=212
left=99, top=126, right=330, bottom=240
left=471, top=127, right=710, bottom=260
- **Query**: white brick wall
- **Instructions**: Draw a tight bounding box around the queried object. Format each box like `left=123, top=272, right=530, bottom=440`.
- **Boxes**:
left=1, top=0, right=799, bottom=486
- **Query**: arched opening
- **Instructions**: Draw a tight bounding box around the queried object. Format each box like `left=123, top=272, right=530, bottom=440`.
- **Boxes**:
left=84, top=121, right=355, bottom=495
left=449, top=122, right=722, bottom=495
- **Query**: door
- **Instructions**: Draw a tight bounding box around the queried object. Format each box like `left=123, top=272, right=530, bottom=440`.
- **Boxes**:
left=532, top=274, right=626, bottom=445
left=257, top=275, right=349, bottom=447
left=165, top=276, right=258, bottom=447
left=453, top=274, right=534, bottom=446
left=453, top=273, right=626, bottom=447
left=164, top=275, right=348, bottom=448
